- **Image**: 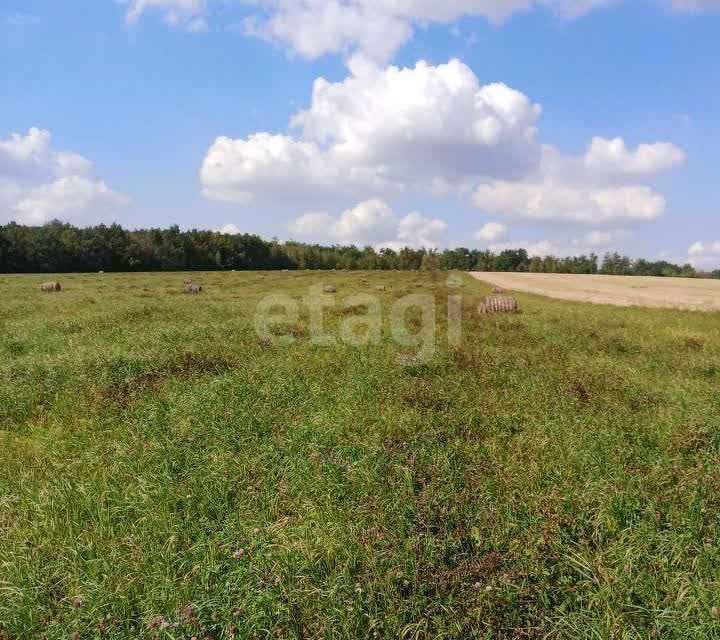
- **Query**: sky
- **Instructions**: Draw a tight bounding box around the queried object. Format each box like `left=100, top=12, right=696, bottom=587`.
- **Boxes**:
left=1, top=0, right=719, bottom=266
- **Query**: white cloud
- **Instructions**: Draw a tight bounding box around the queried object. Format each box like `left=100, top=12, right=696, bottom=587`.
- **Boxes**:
left=243, top=2, right=414, bottom=64
left=200, top=46, right=687, bottom=233
left=0, top=128, right=129, bottom=226
left=689, top=241, right=720, bottom=257
left=482, top=225, right=632, bottom=257
left=288, top=212, right=336, bottom=238
left=125, top=0, right=207, bottom=29
left=124, top=1, right=720, bottom=62
left=332, top=199, right=398, bottom=244
left=240, top=0, right=618, bottom=62
left=486, top=239, right=558, bottom=256
left=202, top=133, right=357, bottom=205
left=201, top=59, right=542, bottom=205
left=487, top=237, right=604, bottom=257
left=472, top=137, right=684, bottom=225
left=479, top=225, right=634, bottom=258
left=288, top=199, right=447, bottom=248
left=583, top=136, right=686, bottom=178
left=202, top=60, right=683, bottom=229
left=397, top=211, right=449, bottom=248
left=686, top=241, right=720, bottom=268
left=126, top=0, right=606, bottom=60
left=474, top=181, right=666, bottom=225
left=218, top=223, right=242, bottom=235
left=0, top=127, right=93, bottom=179
left=581, top=229, right=629, bottom=246
left=474, top=221, right=508, bottom=243
left=11, top=177, right=128, bottom=226
left=293, top=59, right=541, bottom=179
left=198, top=49, right=687, bottom=234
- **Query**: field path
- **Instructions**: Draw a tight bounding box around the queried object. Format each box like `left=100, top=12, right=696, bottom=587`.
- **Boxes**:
left=470, top=272, right=720, bottom=310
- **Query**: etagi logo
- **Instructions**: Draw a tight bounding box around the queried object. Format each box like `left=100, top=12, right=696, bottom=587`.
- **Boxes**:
left=254, top=281, right=463, bottom=365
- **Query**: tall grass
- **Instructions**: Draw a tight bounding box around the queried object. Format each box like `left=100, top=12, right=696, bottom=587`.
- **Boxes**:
left=1, top=271, right=719, bottom=639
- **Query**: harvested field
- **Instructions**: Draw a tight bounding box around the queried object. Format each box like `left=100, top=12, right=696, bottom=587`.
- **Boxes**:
left=471, top=272, right=720, bottom=310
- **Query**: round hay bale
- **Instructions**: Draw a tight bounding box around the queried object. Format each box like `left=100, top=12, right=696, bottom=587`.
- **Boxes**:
left=478, top=296, right=518, bottom=314
left=323, top=286, right=337, bottom=294
left=41, top=282, right=61, bottom=292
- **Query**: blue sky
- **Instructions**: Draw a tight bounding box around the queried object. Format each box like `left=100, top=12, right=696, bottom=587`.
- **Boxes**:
left=1, top=0, right=719, bottom=265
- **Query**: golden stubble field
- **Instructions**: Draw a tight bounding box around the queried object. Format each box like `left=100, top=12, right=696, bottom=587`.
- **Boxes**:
left=471, top=272, right=720, bottom=310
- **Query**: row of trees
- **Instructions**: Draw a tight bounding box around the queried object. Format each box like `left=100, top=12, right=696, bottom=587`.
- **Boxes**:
left=0, top=221, right=715, bottom=278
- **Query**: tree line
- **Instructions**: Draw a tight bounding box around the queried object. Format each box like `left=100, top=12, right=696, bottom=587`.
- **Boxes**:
left=1, top=221, right=716, bottom=278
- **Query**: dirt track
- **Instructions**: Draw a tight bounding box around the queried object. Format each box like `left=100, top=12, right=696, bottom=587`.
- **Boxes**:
left=470, top=272, right=720, bottom=311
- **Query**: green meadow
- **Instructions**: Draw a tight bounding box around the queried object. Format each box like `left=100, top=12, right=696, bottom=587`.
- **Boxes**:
left=1, top=270, right=720, bottom=639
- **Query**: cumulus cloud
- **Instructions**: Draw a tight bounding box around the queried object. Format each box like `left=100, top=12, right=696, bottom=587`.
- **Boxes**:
left=288, top=212, right=337, bottom=238
left=0, top=128, right=93, bottom=179
left=201, top=59, right=542, bottom=205
left=0, top=128, right=129, bottom=226
left=689, top=241, right=720, bottom=256
left=218, top=223, right=242, bottom=234
left=124, top=1, right=720, bottom=62
left=583, top=136, right=686, bottom=178
left=487, top=236, right=611, bottom=257
left=288, top=199, right=447, bottom=248
left=396, top=212, right=448, bottom=248
left=332, top=199, right=399, bottom=244
left=202, top=58, right=684, bottom=228
left=474, top=181, right=666, bottom=225
left=685, top=241, right=720, bottom=268
left=235, top=0, right=615, bottom=62
left=243, top=2, right=413, bottom=64
left=486, top=239, right=574, bottom=256
left=474, top=222, right=508, bottom=243
left=125, top=0, right=606, bottom=59
left=11, top=177, right=128, bottom=226
left=481, top=225, right=635, bottom=257
left=581, top=228, right=629, bottom=246
left=202, top=134, right=341, bottom=205
left=199, top=54, right=686, bottom=229
left=472, top=138, right=684, bottom=225
left=294, top=59, right=541, bottom=179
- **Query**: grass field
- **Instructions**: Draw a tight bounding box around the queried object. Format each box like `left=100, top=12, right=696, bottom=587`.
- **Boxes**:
left=1, top=271, right=720, bottom=639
